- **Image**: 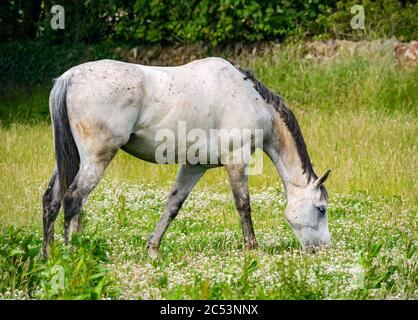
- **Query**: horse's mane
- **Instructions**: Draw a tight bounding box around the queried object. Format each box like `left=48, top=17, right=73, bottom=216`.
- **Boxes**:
left=237, top=67, right=318, bottom=183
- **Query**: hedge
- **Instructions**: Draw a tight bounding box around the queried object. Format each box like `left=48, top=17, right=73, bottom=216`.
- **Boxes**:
left=1, top=0, right=416, bottom=45
left=0, top=0, right=416, bottom=91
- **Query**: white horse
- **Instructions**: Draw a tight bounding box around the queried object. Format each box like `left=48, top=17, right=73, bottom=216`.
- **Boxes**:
left=42, top=57, right=331, bottom=259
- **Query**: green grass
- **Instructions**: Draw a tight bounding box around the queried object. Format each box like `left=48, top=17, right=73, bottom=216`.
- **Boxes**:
left=0, top=41, right=417, bottom=299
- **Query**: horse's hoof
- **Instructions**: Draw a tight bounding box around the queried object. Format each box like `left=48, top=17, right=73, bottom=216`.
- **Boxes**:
left=245, top=239, right=259, bottom=251
left=41, top=248, right=49, bottom=260
left=147, top=246, right=161, bottom=260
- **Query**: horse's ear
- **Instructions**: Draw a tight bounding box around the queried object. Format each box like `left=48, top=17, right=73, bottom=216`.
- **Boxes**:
left=313, top=170, right=331, bottom=188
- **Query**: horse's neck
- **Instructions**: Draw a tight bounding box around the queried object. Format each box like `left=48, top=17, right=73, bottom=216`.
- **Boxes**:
left=267, top=114, right=311, bottom=194
left=268, top=146, right=308, bottom=193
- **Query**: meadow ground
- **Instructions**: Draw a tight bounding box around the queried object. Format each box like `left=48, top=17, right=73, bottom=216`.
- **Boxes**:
left=0, top=41, right=417, bottom=299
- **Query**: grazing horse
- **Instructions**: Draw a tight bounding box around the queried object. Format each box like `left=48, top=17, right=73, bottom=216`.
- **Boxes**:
left=42, top=57, right=331, bottom=259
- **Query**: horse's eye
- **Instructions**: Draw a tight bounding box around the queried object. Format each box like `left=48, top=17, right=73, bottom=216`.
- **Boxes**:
left=317, top=206, right=326, bottom=215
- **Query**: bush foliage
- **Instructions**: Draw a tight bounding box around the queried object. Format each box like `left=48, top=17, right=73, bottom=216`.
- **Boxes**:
left=0, top=0, right=416, bottom=90
left=0, top=41, right=123, bottom=90
left=1, top=0, right=416, bottom=44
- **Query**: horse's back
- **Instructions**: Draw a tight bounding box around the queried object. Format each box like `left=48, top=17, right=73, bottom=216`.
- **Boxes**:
left=136, top=57, right=270, bottom=127
left=56, top=57, right=272, bottom=164
left=63, top=57, right=261, bottom=123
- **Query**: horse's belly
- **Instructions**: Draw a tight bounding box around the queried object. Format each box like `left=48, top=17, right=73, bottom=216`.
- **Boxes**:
left=120, top=132, right=161, bottom=163
left=121, top=120, right=263, bottom=167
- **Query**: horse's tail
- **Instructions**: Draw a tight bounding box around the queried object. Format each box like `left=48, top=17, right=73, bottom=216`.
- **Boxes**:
left=50, top=73, right=80, bottom=198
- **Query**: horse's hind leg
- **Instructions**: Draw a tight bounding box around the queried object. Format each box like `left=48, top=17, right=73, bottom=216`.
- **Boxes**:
left=63, top=149, right=117, bottom=244
left=225, top=164, right=258, bottom=250
left=42, top=166, right=61, bottom=258
left=147, top=165, right=206, bottom=259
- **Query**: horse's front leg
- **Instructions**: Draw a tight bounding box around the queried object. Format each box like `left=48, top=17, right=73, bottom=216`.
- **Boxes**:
left=225, top=164, right=258, bottom=250
left=147, top=165, right=206, bottom=259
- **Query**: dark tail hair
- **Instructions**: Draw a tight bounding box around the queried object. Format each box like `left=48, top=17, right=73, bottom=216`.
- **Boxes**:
left=50, top=74, right=80, bottom=197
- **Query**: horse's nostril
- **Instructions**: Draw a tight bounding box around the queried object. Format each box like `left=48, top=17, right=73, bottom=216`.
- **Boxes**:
left=304, top=246, right=316, bottom=254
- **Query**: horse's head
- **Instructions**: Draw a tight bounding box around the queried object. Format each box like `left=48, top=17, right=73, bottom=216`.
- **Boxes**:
left=284, top=170, right=331, bottom=252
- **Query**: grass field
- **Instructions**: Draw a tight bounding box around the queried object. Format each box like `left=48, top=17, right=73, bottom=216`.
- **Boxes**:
left=0, top=41, right=417, bottom=299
